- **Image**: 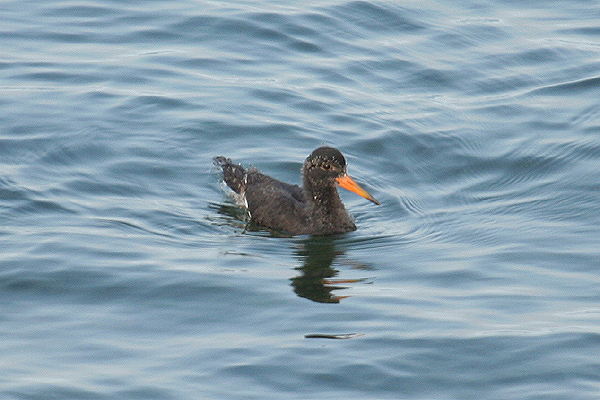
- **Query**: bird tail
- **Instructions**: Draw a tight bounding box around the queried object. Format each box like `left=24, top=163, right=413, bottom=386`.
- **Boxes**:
left=214, top=156, right=246, bottom=194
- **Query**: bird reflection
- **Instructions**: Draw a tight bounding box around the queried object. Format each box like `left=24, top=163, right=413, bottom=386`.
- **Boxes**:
left=291, top=236, right=367, bottom=303
left=211, top=202, right=370, bottom=303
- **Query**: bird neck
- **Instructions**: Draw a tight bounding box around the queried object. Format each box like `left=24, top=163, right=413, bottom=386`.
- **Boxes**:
left=303, top=177, right=343, bottom=209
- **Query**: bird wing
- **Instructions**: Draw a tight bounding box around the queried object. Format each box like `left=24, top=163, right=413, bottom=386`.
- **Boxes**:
left=244, top=173, right=310, bottom=234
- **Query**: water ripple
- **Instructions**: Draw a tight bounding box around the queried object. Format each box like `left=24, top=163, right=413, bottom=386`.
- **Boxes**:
left=3, top=0, right=600, bottom=399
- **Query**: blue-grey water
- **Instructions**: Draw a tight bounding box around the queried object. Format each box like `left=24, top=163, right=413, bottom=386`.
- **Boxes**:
left=2, top=0, right=600, bottom=399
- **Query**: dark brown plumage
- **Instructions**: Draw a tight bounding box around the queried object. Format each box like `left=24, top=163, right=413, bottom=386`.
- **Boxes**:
left=214, top=147, right=379, bottom=235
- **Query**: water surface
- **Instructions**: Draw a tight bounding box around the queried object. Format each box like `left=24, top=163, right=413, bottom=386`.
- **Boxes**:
left=2, top=0, right=600, bottom=399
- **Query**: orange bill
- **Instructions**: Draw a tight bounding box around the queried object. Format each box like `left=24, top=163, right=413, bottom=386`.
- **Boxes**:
left=335, top=174, right=380, bottom=205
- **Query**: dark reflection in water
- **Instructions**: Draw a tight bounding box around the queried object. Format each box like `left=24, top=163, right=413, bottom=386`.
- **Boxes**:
left=213, top=201, right=372, bottom=303
left=291, top=236, right=365, bottom=303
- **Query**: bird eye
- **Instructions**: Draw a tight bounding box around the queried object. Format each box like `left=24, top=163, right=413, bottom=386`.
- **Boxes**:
left=322, top=163, right=331, bottom=170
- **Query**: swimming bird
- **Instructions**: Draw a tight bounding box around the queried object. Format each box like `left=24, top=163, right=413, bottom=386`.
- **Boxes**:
left=214, top=146, right=379, bottom=235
